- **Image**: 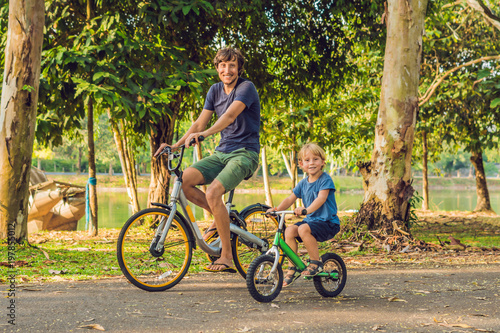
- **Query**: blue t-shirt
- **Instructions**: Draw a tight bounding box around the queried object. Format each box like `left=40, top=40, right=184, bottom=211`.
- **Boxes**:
left=293, top=172, right=340, bottom=225
left=203, top=78, right=260, bottom=153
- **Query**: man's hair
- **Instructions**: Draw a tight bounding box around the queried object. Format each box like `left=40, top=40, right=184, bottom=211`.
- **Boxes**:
left=298, top=143, right=327, bottom=162
left=214, top=47, right=245, bottom=76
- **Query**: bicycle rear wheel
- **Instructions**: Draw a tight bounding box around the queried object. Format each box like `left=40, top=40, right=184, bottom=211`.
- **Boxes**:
left=313, top=253, right=347, bottom=297
left=232, top=204, right=282, bottom=278
left=117, top=208, right=193, bottom=292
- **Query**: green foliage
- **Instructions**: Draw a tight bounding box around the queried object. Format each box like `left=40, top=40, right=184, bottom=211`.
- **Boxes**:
left=407, top=191, right=423, bottom=228
left=418, top=0, right=500, bottom=158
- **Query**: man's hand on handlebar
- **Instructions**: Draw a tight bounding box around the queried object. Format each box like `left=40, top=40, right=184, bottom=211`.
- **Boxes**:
left=154, top=143, right=175, bottom=157
left=184, top=133, right=205, bottom=148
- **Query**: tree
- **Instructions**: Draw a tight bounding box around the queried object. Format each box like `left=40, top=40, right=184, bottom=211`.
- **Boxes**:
left=418, top=0, right=500, bottom=213
left=355, top=0, right=429, bottom=232
left=0, top=0, right=44, bottom=240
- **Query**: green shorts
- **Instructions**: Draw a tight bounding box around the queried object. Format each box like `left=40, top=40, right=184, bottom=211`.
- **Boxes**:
left=190, top=148, right=259, bottom=192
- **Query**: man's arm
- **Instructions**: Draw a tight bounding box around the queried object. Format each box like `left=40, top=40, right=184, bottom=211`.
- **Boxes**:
left=153, top=109, right=213, bottom=156
left=186, top=100, right=246, bottom=145
left=174, top=109, right=213, bottom=147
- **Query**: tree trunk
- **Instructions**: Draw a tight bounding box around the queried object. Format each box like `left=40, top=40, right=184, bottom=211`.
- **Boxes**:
left=77, top=146, right=82, bottom=175
left=87, top=99, right=98, bottom=236
left=355, top=0, right=428, bottom=232
left=86, top=0, right=98, bottom=236
left=422, top=130, right=429, bottom=210
left=0, top=0, right=44, bottom=241
left=261, top=146, right=273, bottom=207
left=470, top=149, right=494, bottom=213
left=108, top=111, right=140, bottom=213
left=148, top=95, right=183, bottom=205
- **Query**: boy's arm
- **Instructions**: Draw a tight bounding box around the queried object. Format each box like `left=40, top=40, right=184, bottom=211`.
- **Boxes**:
left=296, top=189, right=329, bottom=215
left=266, top=193, right=297, bottom=213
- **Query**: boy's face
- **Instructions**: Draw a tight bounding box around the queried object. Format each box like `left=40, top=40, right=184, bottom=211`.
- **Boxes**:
left=299, top=150, right=325, bottom=177
left=217, top=58, right=239, bottom=87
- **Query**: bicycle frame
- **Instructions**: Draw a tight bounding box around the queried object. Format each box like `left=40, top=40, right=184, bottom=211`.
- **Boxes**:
left=266, top=211, right=339, bottom=279
left=153, top=144, right=268, bottom=258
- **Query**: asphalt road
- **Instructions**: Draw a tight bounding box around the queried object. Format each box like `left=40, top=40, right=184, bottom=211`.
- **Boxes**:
left=2, top=265, right=500, bottom=333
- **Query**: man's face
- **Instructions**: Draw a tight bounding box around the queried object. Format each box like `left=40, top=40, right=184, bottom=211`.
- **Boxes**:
left=217, top=58, right=239, bottom=87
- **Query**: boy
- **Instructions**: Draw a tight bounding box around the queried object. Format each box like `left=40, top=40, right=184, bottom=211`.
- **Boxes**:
left=267, top=143, right=340, bottom=287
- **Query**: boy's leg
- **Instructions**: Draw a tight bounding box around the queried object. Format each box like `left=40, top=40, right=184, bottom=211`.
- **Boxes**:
left=297, top=224, right=320, bottom=262
left=283, top=225, right=300, bottom=287
left=284, top=225, right=299, bottom=253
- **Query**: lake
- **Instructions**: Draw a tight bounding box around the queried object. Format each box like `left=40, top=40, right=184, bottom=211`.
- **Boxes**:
left=77, top=189, right=500, bottom=230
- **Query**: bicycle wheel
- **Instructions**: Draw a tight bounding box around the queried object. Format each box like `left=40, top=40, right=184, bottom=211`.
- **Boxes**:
left=117, top=208, right=193, bottom=292
left=313, top=253, right=347, bottom=297
left=232, top=204, right=282, bottom=278
left=246, top=254, right=283, bottom=303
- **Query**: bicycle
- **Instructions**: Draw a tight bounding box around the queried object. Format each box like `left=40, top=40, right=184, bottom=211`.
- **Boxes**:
left=116, top=138, right=281, bottom=292
left=246, top=210, right=347, bottom=303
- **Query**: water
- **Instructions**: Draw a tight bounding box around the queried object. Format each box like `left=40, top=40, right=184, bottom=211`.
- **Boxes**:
left=77, top=189, right=500, bottom=230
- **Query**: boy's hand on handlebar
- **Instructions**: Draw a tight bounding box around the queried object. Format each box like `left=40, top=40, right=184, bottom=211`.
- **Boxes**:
left=265, top=207, right=277, bottom=215
left=294, top=207, right=307, bottom=216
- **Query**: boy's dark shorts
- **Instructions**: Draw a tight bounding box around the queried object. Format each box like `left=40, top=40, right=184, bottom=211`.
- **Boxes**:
left=294, top=221, right=340, bottom=242
left=190, top=148, right=259, bottom=192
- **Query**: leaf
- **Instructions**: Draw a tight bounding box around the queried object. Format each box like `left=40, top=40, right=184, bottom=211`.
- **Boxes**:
left=490, top=98, right=500, bottom=108
left=182, top=5, right=191, bottom=15
left=78, top=324, right=105, bottom=331
left=41, top=249, right=50, bottom=260
left=388, top=297, right=407, bottom=302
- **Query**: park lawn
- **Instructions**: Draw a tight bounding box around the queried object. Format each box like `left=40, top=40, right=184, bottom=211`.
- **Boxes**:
left=1, top=211, right=499, bottom=284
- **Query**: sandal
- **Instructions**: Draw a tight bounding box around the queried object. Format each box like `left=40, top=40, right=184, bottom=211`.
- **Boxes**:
left=203, top=227, right=217, bottom=241
left=301, top=260, right=323, bottom=277
left=283, top=266, right=300, bottom=287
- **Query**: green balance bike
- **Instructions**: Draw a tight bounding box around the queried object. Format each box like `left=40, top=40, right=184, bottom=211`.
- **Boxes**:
left=246, top=210, right=347, bottom=302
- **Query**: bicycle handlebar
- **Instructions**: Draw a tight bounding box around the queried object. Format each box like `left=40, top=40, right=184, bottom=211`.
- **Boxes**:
left=157, top=136, right=205, bottom=173
left=266, top=209, right=307, bottom=216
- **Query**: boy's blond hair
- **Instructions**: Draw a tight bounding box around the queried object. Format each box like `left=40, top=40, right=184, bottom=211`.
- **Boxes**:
left=298, top=143, right=326, bottom=163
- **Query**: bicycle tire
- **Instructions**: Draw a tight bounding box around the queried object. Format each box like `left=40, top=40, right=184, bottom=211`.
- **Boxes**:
left=117, top=208, right=193, bottom=292
left=232, top=204, right=282, bottom=278
left=313, top=253, right=347, bottom=297
left=246, top=254, right=283, bottom=303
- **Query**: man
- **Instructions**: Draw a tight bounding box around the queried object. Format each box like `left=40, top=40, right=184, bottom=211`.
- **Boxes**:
left=154, top=47, right=260, bottom=272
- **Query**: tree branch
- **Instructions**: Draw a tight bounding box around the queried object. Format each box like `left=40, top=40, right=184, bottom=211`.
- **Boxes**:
left=419, top=55, right=500, bottom=107
left=466, top=0, right=500, bottom=31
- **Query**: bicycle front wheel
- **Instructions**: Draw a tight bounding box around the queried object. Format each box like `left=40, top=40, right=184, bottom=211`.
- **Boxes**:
left=246, top=254, right=283, bottom=303
left=117, top=208, right=193, bottom=292
left=232, top=204, right=282, bottom=278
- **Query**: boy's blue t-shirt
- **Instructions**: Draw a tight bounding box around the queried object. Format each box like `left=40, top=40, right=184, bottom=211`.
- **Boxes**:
left=293, top=172, right=340, bottom=225
left=203, top=77, right=260, bottom=153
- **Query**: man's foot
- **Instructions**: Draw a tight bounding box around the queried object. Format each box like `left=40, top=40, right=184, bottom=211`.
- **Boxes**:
left=204, top=260, right=236, bottom=273
left=203, top=225, right=217, bottom=242
left=301, top=260, right=323, bottom=277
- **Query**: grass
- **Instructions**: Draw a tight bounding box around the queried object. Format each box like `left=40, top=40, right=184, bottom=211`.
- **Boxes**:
left=410, top=211, right=500, bottom=248
left=2, top=210, right=498, bottom=283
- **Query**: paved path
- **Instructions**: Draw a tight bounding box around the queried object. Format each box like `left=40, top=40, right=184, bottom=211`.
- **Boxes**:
left=2, top=265, right=500, bottom=332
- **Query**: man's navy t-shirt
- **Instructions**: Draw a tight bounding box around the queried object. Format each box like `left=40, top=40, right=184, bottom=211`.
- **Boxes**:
left=203, top=78, right=260, bottom=153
